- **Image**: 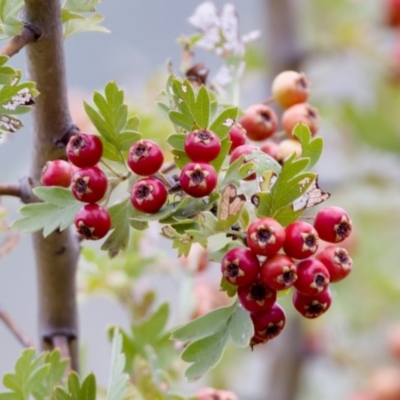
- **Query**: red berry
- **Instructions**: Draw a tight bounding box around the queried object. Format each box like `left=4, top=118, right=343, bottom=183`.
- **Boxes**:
left=184, top=129, right=221, bottom=162
left=229, top=144, right=258, bottom=181
left=251, top=303, right=286, bottom=342
left=179, top=162, right=217, bottom=198
left=228, top=124, right=246, bottom=154
left=71, top=166, right=107, bottom=203
left=315, top=246, right=352, bottom=283
left=272, top=71, right=310, bottom=109
left=75, top=204, right=111, bottom=240
left=260, top=141, right=279, bottom=160
left=260, top=254, right=297, bottom=291
left=282, top=104, right=320, bottom=137
left=221, top=247, right=260, bottom=287
left=314, top=206, right=352, bottom=243
left=238, top=279, right=277, bottom=313
left=283, top=221, right=319, bottom=259
left=293, top=287, right=332, bottom=319
left=385, top=0, right=400, bottom=27
left=240, top=104, right=278, bottom=141
left=131, top=177, right=168, bottom=214
left=293, top=258, right=330, bottom=296
left=127, top=139, right=164, bottom=176
left=67, top=133, right=103, bottom=168
left=41, top=160, right=73, bottom=187
left=247, top=218, right=285, bottom=257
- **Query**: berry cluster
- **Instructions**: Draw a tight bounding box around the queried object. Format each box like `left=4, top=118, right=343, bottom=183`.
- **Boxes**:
left=221, top=207, right=353, bottom=346
left=41, top=133, right=111, bottom=240
left=229, top=70, right=320, bottom=169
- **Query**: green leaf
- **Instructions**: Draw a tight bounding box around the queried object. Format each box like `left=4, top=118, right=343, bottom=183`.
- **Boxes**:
left=167, top=133, right=186, bottom=151
left=209, top=107, right=238, bottom=139
left=107, top=329, right=128, bottom=400
left=63, top=0, right=100, bottom=12
left=0, top=0, right=24, bottom=40
left=100, top=137, right=124, bottom=162
left=293, top=123, right=323, bottom=169
left=228, top=306, right=254, bottom=347
left=62, top=9, right=109, bottom=39
left=219, top=276, right=238, bottom=297
left=210, top=136, right=231, bottom=173
left=171, top=301, right=236, bottom=342
left=101, top=199, right=131, bottom=258
left=171, top=149, right=191, bottom=170
left=193, top=86, right=210, bottom=128
left=84, top=81, right=134, bottom=155
left=55, top=372, right=97, bottom=400
left=0, top=56, right=18, bottom=85
left=12, top=187, right=83, bottom=237
left=169, top=111, right=193, bottom=132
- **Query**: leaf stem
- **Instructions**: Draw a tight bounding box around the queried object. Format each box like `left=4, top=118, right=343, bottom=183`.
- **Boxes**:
left=101, top=159, right=124, bottom=178
left=226, top=230, right=246, bottom=240
left=0, top=303, right=35, bottom=348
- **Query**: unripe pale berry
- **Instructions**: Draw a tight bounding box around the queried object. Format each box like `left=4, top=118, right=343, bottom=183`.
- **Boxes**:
left=41, top=160, right=73, bottom=187
left=240, top=104, right=278, bottom=141
left=75, top=203, right=111, bottom=240
left=282, top=104, right=320, bottom=137
left=131, top=177, right=168, bottom=213
left=71, top=166, right=108, bottom=203
left=247, top=217, right=285, bottom=257
left=315, top=246, right=352, bottom=283
left=67, top=133, right=103, bottom=168
left=277, top=139, right=302, bottom=162
left=314, top=206, right=352, bottom=243
left=180, top=162, right=217, bottom=198
left=184, top=129, right=221, bottom=162
left=293, top=287, right=332, bottom=319
left=272, top=71, right=310, bottom=108
left=127, top=139, right=164, bottom=176
left=260, top=141, right=279, bottom=160
left=221, top=247, right=260, bottom=287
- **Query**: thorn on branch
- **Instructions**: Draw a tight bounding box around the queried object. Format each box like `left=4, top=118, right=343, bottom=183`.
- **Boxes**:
left=0, top=303, right=35, bottom=348
left=0, top=25, right=40, bottom=58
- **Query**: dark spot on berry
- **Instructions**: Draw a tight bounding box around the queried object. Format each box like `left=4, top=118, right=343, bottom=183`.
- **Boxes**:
left=134, top=143, right=148, bottom=158
left=307, top=302, right=324, bottom=316
left=314, top=273, right=326, bottom=287
left=226, top=263, right=239, bottom=277
left=282, top=270, right=295, bottom=284
left=265, top=324, right=281, bottom=339
left=190, top=169, right=205, bottom=185
left=136, top=184, right=150, bottom=199
left=196, top=130, right=211, bottom=142
left=260, top=111, right=272, bottom=124
left=80, top=225, right=93, bottom=239
left=71, top=135, right=85, bottom=150
left=257, top=228, right=272, bottom=243
left=250, top=283, right=267, bottom=301
left=336, top=221, right=351, bottom=238
left=75, top=178, right=88, bottom=193
left=298, top=77, right=308, bottom=90
left=305, top=234, right=317, bottom=248
left=308, top=107, right=317, bottom=119
left=337, top=249, right=350, bottom=265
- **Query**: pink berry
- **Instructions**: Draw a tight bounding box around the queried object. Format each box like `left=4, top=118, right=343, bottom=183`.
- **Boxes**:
left=314, top=206, right=352, bottom=243
left=240, top=104, right=278, bottom=141
left=179, top=162, right=217, bottom=198
left=282, top=103, right=320, bottom=137
left=131, top=177, right=168, bottom=214
left=67, top=133, right=103, bottom=168
left=283, top=221, right=319, bottom=259
left=272, top=71, right=310, bottom=109
left=260, top=254, right=297, bottom=291
left=238, top=279, right=277, bottom=313
left=251, top=303, right=286, bottom=342
left=293, top=258, right=330, bottom=296
left=41, top=160, right=73, bottom=187
left=75, top=203, right=111, bottom=240
left=71, top=166, right=108, bottom=203
left=293, top=287, right=332, bottom=319
left=315, top=246, right=352, bottom=283
left=184, top=129, right=221, bottom=162
left=127, top=139, right=164, bottom=176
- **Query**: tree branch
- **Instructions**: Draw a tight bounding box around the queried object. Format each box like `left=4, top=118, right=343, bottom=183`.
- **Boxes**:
left=23, top=0, right=80, bottom=371
left=0, top=25, right=39, bottom=58
left=0, top=184, right=21, bottom=197
left=0, top=303, right=35, bottom=348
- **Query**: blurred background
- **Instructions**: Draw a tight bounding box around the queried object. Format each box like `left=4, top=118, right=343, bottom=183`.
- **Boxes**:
left=1, top=0, right=400, bottom=399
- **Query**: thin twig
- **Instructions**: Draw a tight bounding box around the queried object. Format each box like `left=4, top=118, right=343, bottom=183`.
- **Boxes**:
left=161, top=162, right=176, bottom=174
left=0, top=184, right=21, bottom=198
left=0, top=26, right=39, bottom=58
left=0, top=303, right=35, bottom=348
left=263, top=96, right=275, bottom=105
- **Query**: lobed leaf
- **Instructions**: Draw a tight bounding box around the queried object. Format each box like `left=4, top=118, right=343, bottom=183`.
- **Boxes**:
left=293, top=123, right=323, bottom=169
left=209, top=107, right=237, bottom=139
left=107, top=330, right=128, bottom=400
